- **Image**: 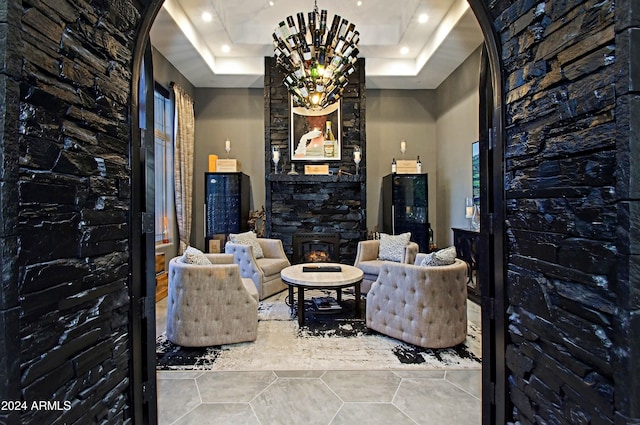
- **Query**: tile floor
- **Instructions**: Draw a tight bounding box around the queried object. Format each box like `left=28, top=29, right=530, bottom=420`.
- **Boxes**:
left=155, top=295, right=482, bottom=425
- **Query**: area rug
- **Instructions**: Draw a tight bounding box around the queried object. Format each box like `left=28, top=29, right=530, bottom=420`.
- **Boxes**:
left=156, top=290, right=481, bottom=371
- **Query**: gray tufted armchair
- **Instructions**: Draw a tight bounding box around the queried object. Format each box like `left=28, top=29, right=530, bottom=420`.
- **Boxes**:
left=166, top=254, right=259, bottom=347
left=365, top=258, right=468, bottom=348
left=225, top=238, right=290, bottom=300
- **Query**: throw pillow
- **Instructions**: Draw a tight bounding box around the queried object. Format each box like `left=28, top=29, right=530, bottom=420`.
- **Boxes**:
left=420, top=246, right=457, bottom=267
left=182, top=246, right=211, bottom=265
left=378, top=232, right=411, bottom=262
left=229, top=231, right=264, bottom=259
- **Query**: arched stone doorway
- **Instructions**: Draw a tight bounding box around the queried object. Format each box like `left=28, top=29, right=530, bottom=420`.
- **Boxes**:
left=129, top=1, right=506, bottom=423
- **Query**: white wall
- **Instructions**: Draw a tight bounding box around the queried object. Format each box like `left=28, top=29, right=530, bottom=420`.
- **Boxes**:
left=436, top=47, right=481, bottom=247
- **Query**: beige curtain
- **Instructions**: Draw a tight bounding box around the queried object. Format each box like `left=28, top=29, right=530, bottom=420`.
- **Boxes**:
left=173, top=84, right=195, bottom=254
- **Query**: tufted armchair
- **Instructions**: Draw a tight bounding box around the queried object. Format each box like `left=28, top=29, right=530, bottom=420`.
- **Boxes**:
left=166, top=254, right=259, bottom=347
left=225, top=238, right=290, bottom=300
left=365, top=258, right=468, bottom=348
left=353, top=239, right=419, bottom=294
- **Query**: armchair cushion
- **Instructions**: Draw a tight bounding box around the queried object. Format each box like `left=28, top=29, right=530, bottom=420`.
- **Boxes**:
left=378, top=232, right=411, bottom=262
left=229, top=231, right=264, bottom=259
left=356, top=259, right=387, bottom=276
left=258, top=257, right=291, bottom=276
left=182, top=246, right=211, bottom=265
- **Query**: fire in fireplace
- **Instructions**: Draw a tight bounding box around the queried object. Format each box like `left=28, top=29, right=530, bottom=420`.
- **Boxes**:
left=292, top=233, right=340, bottom=264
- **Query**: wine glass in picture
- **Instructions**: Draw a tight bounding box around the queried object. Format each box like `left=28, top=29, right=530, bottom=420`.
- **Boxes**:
left=400, top=140, right=407, bottom=159
left=272, top=146, right=281, bottom=174
left=354, top=146, right=361, bottom=175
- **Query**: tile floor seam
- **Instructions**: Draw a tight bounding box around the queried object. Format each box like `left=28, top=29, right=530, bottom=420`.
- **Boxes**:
left=247, top=400, right=263, bottom=425
left=240, top=371, right=279, bottom=404
left=447, top=381, right=481, bottom=401
left=193, top=377, right=205, bottom=405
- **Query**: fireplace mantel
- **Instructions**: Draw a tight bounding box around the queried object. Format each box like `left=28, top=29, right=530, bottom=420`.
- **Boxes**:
left=266, top=174, right=364, bottom=183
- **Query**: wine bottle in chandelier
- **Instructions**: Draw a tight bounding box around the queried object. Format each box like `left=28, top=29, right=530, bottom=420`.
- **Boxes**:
left=273, top=2, right=359, bottom=110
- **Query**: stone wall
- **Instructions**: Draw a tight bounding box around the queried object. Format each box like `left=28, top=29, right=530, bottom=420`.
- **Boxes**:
left=0, top=1, right=144, bottom=423
left=488, top=0, right=640, bottom=422
left=264, top=57, right=367, bottom=263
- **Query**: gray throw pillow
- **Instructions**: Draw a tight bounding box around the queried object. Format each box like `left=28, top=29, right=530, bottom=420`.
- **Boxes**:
left=182, top=246, right=211, bottom=265
left=420, top=246, right=457, bottom=267
left=378, top=232, right=411, bottom=262
left=229, top=231, right=264, bottom=259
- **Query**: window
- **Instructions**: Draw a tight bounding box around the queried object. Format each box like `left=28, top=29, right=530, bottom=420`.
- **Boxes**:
left=154, top=84, right=174, bottom=244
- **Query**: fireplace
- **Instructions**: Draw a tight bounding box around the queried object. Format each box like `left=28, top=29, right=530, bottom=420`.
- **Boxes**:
left=292, top=233, right=340, bottom=264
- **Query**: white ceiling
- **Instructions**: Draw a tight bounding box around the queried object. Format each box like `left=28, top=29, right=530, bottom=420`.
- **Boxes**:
left=150, top=0, right=484, bottom=89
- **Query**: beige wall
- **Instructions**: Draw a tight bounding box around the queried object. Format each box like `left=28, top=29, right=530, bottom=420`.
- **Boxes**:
left=365, top=90, right=438, bottom=234
left=153, top=49, right=481, bottom=252
left=435, top=47, right=481, bottom=247
left=191, top=88, right=265, bottom=250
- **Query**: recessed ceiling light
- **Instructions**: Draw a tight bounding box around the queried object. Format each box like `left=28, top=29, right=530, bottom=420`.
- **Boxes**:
left=357, top=1, right=362, bottom=6
left=400, top=46, right=409, bottom=55
left=418, top=13, right=429, bottom=24
left=221, top=44, right=230, bottom=53
left=269, top=1, right=274, bottom=6
left=202, top=11, right=213, bottom=22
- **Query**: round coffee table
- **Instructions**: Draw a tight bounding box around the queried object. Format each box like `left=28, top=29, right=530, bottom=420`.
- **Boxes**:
left=280, top=263, right=364, bottom=326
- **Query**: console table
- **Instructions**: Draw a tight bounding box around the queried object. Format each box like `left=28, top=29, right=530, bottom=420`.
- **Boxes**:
left=452, top=228, right=480, bottom=303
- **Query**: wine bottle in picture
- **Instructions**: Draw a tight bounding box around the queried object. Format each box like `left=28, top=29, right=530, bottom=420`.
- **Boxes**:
left=324, top=121, right=336, bottom=157
left=417, top=156, right=422, bottom=173
left=392, top=158, right=397, bottom=174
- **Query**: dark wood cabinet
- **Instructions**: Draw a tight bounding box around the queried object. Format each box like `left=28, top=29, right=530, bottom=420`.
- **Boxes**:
left=452, top=227, right=480, bottom=303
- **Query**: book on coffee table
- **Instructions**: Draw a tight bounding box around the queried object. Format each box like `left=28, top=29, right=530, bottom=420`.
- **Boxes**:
left=312, top=297, right=342, bottom=311
left=302, top=265, right=342, bottom=272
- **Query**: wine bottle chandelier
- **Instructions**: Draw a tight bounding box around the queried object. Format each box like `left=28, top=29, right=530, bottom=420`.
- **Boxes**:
left=273, top=0, right=359, bottom=110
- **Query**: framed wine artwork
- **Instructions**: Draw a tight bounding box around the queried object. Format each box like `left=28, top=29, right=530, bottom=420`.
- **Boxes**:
left=290, top=98, right=342, bottom=161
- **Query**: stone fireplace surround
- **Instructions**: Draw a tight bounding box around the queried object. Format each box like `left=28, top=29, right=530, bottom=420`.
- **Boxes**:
left=264, top=57, right=367, bottom=264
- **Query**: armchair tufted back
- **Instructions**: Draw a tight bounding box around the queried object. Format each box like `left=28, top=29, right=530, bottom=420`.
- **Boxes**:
left=366, top=259, right=468, bottom=349
left=166, top=255, right=258, bottom=347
